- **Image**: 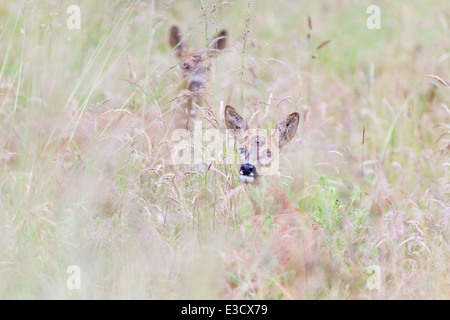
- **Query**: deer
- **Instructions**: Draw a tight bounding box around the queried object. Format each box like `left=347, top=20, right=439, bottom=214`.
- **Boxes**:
left=223, top=105, right=321, bottom=296
left=168, top=25, right=227, bottom=131
left=122, top=25, right=229, bottom=163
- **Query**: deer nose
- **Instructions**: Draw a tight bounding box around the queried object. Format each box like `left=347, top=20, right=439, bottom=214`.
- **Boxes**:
left=240, top=163, right=256, bottom=176
left=188, top=80, right=203, bottom=91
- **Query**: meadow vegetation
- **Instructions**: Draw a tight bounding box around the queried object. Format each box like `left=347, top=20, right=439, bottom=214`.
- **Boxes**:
left=0, top=0, right=448, bottom=299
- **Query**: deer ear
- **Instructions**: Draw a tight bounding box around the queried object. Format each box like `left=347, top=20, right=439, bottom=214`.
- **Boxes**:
left=169, top=25, right=186, bottom=58
left=208, top=30, right=228, bottom=54
left=225, top=105, right=248, bottom=138
left=276, top=112, right=299, bottom=148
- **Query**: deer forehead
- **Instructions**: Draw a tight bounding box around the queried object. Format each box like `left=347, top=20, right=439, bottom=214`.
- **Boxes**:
left=242, top=133, right=277, bottom=150
left=240, top=135, right=274, bottom=164
left=247, top=135, right=268, bottom=146
left=183, top=50, right=206, bottom=63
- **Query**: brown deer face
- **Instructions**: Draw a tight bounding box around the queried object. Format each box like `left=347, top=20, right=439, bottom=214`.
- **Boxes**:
left=169, top=25, right=227, bottom=92
left=224, top=105, right=300, bottom=184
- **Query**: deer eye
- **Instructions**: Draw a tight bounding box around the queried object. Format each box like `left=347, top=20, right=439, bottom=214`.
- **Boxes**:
left=266, top=150, right=272, bottom=158
left=182, top=63, right=190, bottom=70
left=239, top=147, right=246, bottom=154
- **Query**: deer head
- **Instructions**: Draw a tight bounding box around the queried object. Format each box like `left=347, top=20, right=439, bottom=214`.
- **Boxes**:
left=169, top=25, right=227, bottom=93
left=224, top=105, right=299, bottom=184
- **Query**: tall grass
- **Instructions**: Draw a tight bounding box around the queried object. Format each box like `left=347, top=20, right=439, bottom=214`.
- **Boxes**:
left=0, top=0, right=449, bottom=299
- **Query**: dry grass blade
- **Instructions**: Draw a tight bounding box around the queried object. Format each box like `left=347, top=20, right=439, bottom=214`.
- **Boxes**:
left=425, top=74, right=449, bottom=88
left=316, top=39, right=332, bottom=50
